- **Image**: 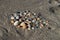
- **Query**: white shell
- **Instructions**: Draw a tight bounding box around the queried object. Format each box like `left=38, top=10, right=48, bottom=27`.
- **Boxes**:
left=46, top=23, right=48, bottom=25
left=20, top=12, right=22, bottom=16
left=11, top=20, right=14, bottom=24
left=32, top=20, right=35, bottom=22
left=43, top=22, right=46, bottom=24
left=28, top=24, right=31, bottom=28
left=20, top=22, right=25, bottom=26
left=14, top=21, right=19, bottom=26
left=24, top=12, right=27, bottom=15
left=26, top=19, right=29, bottom=21
left=19, top=19, right=21, bottom=22
left=34, top=13, right=36, bottom=15
left=32, top=27, right=34, bottom=30
left=28, top=28, right=31, bottom=30
left=14, top=13, right=17, bottom=17
left=11, top=16, right=14, bottom=19
left=27, top=13, right=31, bottom=16
left=16, top=16, right=19, bottom=19
left=33, top=12, right=36, bottom=15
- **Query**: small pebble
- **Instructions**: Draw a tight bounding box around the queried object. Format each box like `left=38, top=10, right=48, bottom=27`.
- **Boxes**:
left=19, top=19, right=22, bottom=22
left=16, top=16, right=19, bottom=19
left=24, top=12, right=27, bottom=15
left=14, top=13, right=17, bottom=17
left=37, top=18, right=40, bottom=20
left=43, top=21, right=46, bottom=24
left=32, top=20, right=35, bottom=23
left=14, top=21, right=19, bottom=26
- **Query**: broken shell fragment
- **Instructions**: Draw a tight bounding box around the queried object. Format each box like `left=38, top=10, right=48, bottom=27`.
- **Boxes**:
left=40, top=23, right=44, bottom=28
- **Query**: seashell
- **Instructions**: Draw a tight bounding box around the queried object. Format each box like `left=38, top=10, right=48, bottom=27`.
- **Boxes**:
left=24, top=12, right=27, bottom=15
left=20, top=22, right=26, bottom=29
left=32, top=27, right=34, bottom=30
left=16, top=16, right=19, bottom=19
left=14, top=21, right=19, bottom=26
left=37, top=18, right=40, bottom=20
left=11, top=20, right=14, bottom=24
left=28, top=27, right=31, bottom=30
left=11, top=16, right=14, bottom=20
left=14, top=13, right=17, bottom=17
left=19, top=19, right=22, bottom=22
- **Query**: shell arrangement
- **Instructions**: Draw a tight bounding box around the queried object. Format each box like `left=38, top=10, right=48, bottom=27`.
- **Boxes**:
left=10, top=10, right=49, bottom=30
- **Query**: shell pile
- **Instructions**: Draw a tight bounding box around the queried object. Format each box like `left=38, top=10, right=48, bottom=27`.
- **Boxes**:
left=10, top=10, right=49, bottom=30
